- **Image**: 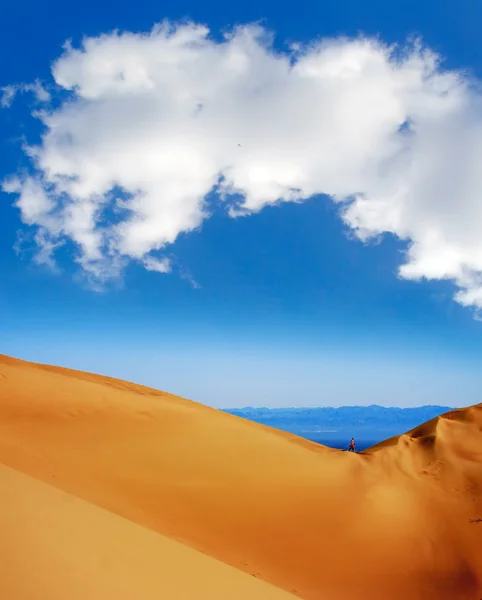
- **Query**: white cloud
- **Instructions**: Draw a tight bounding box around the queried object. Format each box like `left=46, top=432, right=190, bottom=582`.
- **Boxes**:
left=1, top=85, right=17, bottom=108
left=1, top=80, right=50, bottom=107
left=32, top=229, right=65, bottom=270
left=4, top=21, right=482, bottom=313
left=3, top=176, right=57, bottom=228
left=143, top=255, right=172, bottom=273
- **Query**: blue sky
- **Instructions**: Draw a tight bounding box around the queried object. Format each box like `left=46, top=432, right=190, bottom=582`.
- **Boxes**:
left=2, top=0, right=482, bottom=408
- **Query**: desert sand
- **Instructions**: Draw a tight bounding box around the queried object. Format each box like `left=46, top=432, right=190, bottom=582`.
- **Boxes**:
left=0, top=352, right=481, bottom=600
left=0, top=462, right=298, bottom=600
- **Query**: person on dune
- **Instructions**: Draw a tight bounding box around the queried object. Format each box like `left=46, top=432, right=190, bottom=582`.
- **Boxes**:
left=347, top=438, right=356, bottom=452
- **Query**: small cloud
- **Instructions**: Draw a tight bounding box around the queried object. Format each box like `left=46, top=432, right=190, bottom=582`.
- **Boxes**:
left=13, top=229, right=33, bottom=256
left=12, top=227, right=63, bottom=273
left=32, top=229, right=64, bottom=271
left=143, top=256, right=172, bottom=273
left=0, top=80, right=50, bottom=108
left=28, top=80, right=51, bottom=103
left=1, top=85, right=17, bottom=108
left=181, top=269, right=201, bottom=289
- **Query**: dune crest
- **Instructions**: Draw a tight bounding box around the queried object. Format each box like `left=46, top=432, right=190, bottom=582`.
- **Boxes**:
left=0, top=353, right=481, bottom=600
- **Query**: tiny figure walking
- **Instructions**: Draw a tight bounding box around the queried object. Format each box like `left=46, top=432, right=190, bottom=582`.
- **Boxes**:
left=348, top=437, right=356, bottom=452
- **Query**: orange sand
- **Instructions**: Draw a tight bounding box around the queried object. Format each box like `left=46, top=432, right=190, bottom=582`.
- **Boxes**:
left=0, top=463, right=298, bottom=600
left=0, top=353, right=481, bottom=600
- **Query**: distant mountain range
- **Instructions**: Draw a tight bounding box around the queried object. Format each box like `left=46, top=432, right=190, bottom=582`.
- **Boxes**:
left=222, top=405, right=453, bottom=443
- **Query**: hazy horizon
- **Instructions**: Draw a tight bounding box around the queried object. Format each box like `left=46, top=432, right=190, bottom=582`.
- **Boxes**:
left=2, top=344, right=478, bottom=408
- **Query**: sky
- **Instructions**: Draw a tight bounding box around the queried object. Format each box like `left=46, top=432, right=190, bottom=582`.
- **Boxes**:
left=2, top=0, right=482, bottom=408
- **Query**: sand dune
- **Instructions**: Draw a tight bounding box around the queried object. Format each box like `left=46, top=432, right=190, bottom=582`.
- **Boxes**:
left=0, top=353, right=481, bottom=600
left=0, top=463, right=298, bottom=600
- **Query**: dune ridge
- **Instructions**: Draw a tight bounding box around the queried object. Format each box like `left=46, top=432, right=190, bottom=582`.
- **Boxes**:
left=0, top=353, right=481, bottom=600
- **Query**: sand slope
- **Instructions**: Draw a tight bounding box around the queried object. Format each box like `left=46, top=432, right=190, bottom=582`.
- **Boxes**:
left=0, top=353, right=481, bottom=600
left=0, top=463, right=298, bottom=600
